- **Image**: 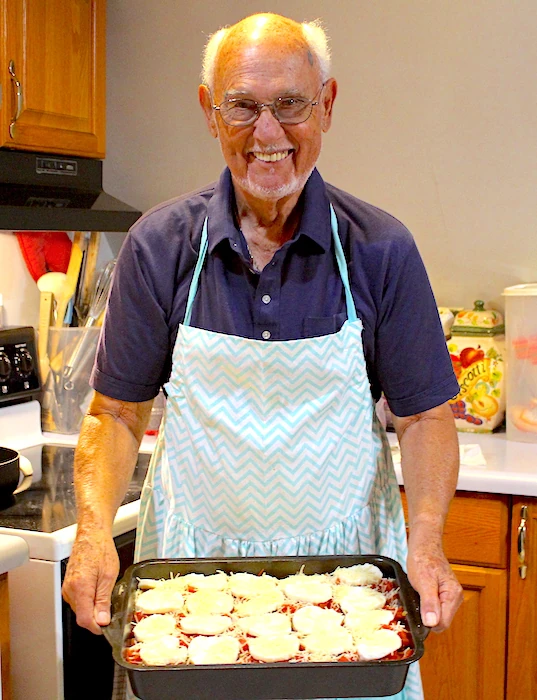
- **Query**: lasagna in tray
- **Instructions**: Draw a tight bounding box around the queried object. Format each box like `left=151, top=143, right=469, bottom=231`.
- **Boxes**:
left=123, top=563, right=414, bottom=667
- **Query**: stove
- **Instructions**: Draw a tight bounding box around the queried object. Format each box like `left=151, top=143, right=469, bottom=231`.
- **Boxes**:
left=0, top=326, right=41, bottom=403
left=0, top=443, right=150, bottom=532
left=0, top=390, right=155, bottom=560
left=0, top=335, right=156, bottom=700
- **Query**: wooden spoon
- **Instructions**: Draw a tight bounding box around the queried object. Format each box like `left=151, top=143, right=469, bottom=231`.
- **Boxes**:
left=54, top=242, right=83, bottom=328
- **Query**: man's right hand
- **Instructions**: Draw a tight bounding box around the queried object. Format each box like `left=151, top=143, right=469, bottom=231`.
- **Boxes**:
left=62, top=528, right=119, bottom=635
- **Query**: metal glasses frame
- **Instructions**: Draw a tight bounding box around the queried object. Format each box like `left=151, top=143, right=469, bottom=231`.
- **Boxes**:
left=212, top=83, right=326, bottom=127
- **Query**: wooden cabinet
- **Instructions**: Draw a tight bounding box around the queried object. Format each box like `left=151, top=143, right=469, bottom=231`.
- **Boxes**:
left=401, top=491, right=537, bottom=698
left=0, top=0, right=105, bottom=157
left=420, top=565, right=507, bottom=699
left=506, top=497, right=537, bottom=699
left=400, top=490, right=511, bottom=699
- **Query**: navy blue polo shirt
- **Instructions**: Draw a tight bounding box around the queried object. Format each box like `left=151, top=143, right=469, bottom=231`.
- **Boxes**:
left=91, top=168, right=458, bottom=416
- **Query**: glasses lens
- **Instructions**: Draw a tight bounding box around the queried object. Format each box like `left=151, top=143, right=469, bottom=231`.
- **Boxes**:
left=274, top=97, right=312, bottom=124
left=220, top=99, right=258, bottom=125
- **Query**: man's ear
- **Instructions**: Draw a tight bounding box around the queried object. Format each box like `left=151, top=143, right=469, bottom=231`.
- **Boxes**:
left=199, top=84, right=219, bottom=139
left=320, top=78, right=337, bottom=133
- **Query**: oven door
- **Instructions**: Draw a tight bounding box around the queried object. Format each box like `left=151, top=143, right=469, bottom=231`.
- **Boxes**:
left=61, top=530, right=135, bottom=700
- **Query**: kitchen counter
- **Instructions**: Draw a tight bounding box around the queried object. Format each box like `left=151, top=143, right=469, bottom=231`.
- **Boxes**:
left=0, top=534, right=28, bottom=574
left=388, top=429, right=537, bottom=497
left=1, top=427, right=536, bottom=562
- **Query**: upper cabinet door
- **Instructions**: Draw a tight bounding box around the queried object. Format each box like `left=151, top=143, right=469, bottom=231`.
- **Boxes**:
left=0, top=0, right=105, bottom=157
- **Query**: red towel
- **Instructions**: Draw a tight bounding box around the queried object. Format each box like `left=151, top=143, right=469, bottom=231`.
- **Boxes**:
left=15, top=231, right=72, bottom=281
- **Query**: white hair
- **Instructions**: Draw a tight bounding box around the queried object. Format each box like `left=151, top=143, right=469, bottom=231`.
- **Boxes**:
left=201, top=18, right=331, bottom=91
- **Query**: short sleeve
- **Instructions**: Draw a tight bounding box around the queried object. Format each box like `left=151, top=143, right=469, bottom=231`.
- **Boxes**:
left=90, top=233, right=175, bottom=402
left=374, top=240, right=459, bottom=417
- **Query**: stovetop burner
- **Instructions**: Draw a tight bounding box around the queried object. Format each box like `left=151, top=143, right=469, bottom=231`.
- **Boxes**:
left=0, top=443, right=150, bottom=532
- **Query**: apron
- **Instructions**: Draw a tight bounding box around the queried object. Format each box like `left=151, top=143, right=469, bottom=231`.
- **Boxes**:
left=126, top=205, right=423, bottom=700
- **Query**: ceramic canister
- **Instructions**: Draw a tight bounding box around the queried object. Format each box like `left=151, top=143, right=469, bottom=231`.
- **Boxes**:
left=447, top=300, right=505, bottom=432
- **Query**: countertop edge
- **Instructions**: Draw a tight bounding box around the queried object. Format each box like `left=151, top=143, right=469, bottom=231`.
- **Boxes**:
left=0, top=500, right=139, bottom=562
left=0, top=534, right=29, bottom=574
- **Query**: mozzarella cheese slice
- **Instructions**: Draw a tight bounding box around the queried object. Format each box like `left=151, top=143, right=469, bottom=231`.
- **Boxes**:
left=137, top=578, right=160, bottom=590
left=157, top=578, right=188, bottom=593
left=185, top=590, right=234, bottom=615
left=355, top=628, right=402, bottom=661
left=344, top=608, right=395, bottom=635
left=136, top=588, right=184, bottom=614
left=279, top=572, right=329, bottom=588
left=281, top=580, right=333, bottom=605
left=182, top=572, right=228, bottom=591
left=188, top=635, right=240, bottom=665
left=332, top=563, right=383, bottom=586
left=301, top=627, right=354, bottom=658
left=291, top=605, right=344, bottom=634
left=248, top=634, right=300, bottom=662
left=228, top=572, right=279, bottom=598
left=133, top=613, right=177, bottom=642
left=233, top=590, right=284, bottom=617
left=238, top=612, right=291, bottom=637
left=335, top=586, right=386, bottom=613
left=179, top=614, right=232, bottom=635
left=138, top=635, right=188, bottom=665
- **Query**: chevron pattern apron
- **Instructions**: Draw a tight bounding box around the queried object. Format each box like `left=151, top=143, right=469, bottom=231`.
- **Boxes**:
left=130, top=206, right=423, bottom=700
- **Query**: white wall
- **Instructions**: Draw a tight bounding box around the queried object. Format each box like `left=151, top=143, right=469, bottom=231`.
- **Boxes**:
left=104, top=0, right=537, bottom=311
left=2, top=1, right=535, bottom=328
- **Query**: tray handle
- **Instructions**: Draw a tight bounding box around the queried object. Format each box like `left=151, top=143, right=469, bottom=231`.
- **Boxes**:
left=102, top=579, right=129, bottom=649
left=404, top=583, right=430, bottom=642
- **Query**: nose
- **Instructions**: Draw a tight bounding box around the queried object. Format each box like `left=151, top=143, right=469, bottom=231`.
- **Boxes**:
left=253, top=105, right=286, bottom=139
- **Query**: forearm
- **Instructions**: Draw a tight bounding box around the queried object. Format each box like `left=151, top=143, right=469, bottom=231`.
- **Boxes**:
left=391, top=403, right=462, bottom=630
left=394, top=402, right=459, bottom=539
left=74, top=392, right=153, bottom=533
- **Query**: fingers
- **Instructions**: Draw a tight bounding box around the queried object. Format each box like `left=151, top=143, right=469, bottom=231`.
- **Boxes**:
left=62, top=531, right=119, bottom=635
left=406, top=542, right=463, bottom=633
left=418, top=565, right=462, bottom=632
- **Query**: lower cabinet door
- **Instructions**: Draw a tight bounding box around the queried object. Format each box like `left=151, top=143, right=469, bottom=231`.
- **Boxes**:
left=507, top=497, right=537, bottom=700
left=420, top=564, right=507, bottom=700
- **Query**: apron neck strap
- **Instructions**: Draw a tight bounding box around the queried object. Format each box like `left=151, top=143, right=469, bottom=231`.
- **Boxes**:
left=183, top=216, right=209, bottom=326
left=330, top=203, right=357, bottom=322
left=183, top=204, right=357, bottom=326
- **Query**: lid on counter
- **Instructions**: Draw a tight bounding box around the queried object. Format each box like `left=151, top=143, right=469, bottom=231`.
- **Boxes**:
left=451, top=300, right=505, bottom=336
left=502, top=283, right=537, bottom=297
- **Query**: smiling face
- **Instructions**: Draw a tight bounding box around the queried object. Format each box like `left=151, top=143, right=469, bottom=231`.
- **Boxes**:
left=200, top=19, right=336, bottom=207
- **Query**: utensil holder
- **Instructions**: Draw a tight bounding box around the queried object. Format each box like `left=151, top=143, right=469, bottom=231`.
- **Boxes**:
left=41, top=327, right=100, bottom=434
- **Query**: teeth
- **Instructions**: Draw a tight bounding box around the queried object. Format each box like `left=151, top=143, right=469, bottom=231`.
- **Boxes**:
left=253, top=151, right=289, bottom=162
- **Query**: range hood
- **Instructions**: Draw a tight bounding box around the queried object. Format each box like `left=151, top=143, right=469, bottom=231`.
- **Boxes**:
left=0, top=150, right=142, bottom=232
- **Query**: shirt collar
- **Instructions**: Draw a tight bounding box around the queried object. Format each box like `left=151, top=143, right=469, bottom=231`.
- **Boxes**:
left=205, top=167, right=332, bottom=254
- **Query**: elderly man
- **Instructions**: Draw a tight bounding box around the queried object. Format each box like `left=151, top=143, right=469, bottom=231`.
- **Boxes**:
left=63, top=12, right=462, bottom=700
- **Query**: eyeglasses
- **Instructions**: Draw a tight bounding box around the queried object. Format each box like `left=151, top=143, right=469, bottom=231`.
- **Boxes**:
left=212, top=84, right=325, bottom=127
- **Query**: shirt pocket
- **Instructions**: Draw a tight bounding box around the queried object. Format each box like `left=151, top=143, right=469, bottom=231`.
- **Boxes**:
left=303, top=312, right=347, bottom=338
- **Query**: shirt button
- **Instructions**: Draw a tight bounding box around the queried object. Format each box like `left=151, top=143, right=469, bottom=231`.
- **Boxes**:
left=262, top=330, right=271, bottom=340
left=262, top=294, right=271, bottom=305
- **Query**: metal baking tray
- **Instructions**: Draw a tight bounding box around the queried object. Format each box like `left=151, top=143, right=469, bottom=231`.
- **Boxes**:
left=104, top=555, right=428, bottom=699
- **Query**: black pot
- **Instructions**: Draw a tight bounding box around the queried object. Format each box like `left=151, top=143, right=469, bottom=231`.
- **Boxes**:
left=0, top=447, right=26, bottom=507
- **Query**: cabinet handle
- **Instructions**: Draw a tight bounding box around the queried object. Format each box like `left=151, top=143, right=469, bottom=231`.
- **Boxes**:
left=517, top=505, right=528, bottom=580
left=8, top=60, right=23, bottom=139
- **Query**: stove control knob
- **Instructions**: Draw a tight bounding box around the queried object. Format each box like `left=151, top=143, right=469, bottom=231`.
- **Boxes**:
left=0, top=352, right=11, bottom=382
left=13, top=349, right=34, bottom=378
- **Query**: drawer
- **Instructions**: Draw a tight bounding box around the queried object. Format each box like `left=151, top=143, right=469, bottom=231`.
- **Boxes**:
left=399, top=490, right=509, bottom=568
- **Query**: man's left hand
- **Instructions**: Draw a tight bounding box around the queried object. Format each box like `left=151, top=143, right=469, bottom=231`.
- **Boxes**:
left=406, top=528, right=463, bottom=632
